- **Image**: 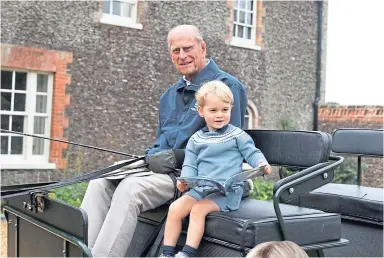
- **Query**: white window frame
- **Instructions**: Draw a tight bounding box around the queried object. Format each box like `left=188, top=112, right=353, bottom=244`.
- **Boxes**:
left=230, top=0, right=261, bottom=51
left=244, top=101, right=259, bottom=129
left=100, top=0, right=143, bottom=30
left=1, top=69, right=56, bottom=169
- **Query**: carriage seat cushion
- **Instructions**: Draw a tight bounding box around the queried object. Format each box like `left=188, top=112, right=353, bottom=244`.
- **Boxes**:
left=295, top=183, right=383, bottom=224
left=246, top=130, right=332, bottom=167
left=181, top=199, right=341, bottom=249
left=332, top=129, right=383, bottom=156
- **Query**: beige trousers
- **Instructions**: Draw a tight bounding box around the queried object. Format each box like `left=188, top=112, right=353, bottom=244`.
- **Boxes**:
left=80, top=159, right=174, bottom=257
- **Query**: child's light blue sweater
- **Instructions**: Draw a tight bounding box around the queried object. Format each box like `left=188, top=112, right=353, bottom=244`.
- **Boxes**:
left=181, top=124, right=268, bottom=181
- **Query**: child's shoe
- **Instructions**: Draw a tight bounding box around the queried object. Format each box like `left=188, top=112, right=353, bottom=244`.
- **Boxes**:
left=175, top=251, right=189, bottom=257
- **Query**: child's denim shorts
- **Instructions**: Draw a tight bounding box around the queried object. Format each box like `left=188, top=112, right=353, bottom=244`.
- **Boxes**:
left=186, top=186, right=244, bottom=212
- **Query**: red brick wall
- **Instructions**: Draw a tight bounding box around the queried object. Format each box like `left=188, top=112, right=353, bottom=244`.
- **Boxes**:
left=319, top=105, right=383, bottom=188
left=1, top=44, right=72, bottom=169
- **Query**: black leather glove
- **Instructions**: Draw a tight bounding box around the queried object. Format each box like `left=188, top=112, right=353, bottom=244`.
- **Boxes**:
left=172, top=149, right=185, bottom=169
left=145, top=149, right=184, bottom=174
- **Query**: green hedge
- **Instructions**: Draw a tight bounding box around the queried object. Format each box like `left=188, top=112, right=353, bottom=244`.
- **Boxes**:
left=49, top=182, right=88, bottom=207
left=250, top=179, right=274, bottom=201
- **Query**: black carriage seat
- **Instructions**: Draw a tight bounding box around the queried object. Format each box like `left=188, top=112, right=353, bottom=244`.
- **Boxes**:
left=129, top=130, right=347, bottom=257
left=288, top=129, right=384, bottom=258
left=173, top=130, right=346, bottom=254
left=295, top=183, right=383, bottom=225
left=190, top=199, right=341, bottom=249
left=295, top=129, right=384, bottom=225
left=128, top=130, right=349, bottom=256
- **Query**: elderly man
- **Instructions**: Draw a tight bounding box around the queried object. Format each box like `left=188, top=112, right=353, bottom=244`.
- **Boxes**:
left=81, top=24, right=248, bottom=257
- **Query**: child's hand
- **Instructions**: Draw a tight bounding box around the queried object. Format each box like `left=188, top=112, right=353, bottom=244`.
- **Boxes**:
left=177, top=181, right=188, bottom=192
left=258, top=162, right=272, bottom=175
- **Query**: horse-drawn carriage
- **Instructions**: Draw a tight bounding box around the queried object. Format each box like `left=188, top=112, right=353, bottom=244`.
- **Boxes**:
left=2, top=128, right=383, bottom=257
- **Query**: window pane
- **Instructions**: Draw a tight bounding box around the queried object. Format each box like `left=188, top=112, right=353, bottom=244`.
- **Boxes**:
left=33, top=138, right=44, bottom=155
left=234, top=9, right=238, bottom=22
left=244, top=27, right=248, bottom=39
left=34, top=117, right=46, bottom=134
left=37, top=74, right=48, bottom=92
left=235, top=0, right=239, bottom=9
left=1, top=136, right=8, bottom=154
left=122, top=2, right=132, bottom=18
left=238, top=26, right=244, bottom=38
left=36, top=95, right=47, bottom=113
left=1, top=71, right=12, bottom=89
left=12, top=115, right=24, bottom=132
left=233, top=24, right=237, bottom=37
left=112, top=0, right=121, bottom=15
left=247, top=13, right=253, bottom=25
left=1, top=115, right=9, bottom=130
left=1, top=92, right=12, bottom=110
left=247, top=27, right=252, bottom=39
left=14, top=93, right=26, bottom=111
left=10, top=136, right=23, bottom=154
left=15, top=72, right=27, bottom=91
left=239, top=11, right=245, bottom=23
left=248, top=0, right=254, bottom=11
left=239, top=0, right=245, bottom=10
left=103, top=0, right=110, bottom=14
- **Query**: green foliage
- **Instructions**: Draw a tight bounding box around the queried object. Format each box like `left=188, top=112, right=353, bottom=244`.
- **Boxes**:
left=279, top=118, right=297, bottom=131
left=279, top=167, right=296, bottom=178
left=1, top=199, right=5, bottom=215
left=249, top=179, right=274, bottom=201
left=49, top=147, right=88, bottom=207
left=332, top=157, right=366, bottom=185
left=49, top=182, right=88, bottom=207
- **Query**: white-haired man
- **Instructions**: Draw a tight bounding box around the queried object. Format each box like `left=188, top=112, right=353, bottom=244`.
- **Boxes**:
left=81, top=25, right=248, bottom=257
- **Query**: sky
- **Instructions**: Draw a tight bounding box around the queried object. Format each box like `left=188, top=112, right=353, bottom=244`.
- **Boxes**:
left=325, top=0, right=384, bottom=105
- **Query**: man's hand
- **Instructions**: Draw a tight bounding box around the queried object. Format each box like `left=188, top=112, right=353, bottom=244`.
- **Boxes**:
left=258, top=162, right=272, bottom=175
left=176, top=181, right=188, bottom=192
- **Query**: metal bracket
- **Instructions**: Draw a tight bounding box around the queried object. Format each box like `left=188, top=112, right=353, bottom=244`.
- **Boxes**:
left=23, top=191, right=47, bottom=213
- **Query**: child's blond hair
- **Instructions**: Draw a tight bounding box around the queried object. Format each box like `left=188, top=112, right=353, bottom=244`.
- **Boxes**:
left=246, top=241, right=309, bottom=258
left=195, top=81, right=234, bottom=108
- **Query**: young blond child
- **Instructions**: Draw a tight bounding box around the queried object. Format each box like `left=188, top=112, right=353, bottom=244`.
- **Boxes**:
left=246, top=241, right=309, bottom=258
left=160, top=80, right=272, bottom=257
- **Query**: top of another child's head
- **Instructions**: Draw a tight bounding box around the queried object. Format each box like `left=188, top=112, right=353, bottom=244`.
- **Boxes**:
left=195, top=80, right=233, bottom=131
left=246, top=241, right=309, bottom=258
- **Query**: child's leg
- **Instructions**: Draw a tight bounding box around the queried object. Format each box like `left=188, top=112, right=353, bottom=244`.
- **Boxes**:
left=164, top=195, right=198, bottom=246
left=185, top=199, right=220, bottom=249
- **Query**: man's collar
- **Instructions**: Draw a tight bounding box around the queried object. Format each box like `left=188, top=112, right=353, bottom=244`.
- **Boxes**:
left=176, top=58, right=219, bottom=92
left=182, top=75, right=191, bottom=86
left=201, top=124, right=229, bottom=133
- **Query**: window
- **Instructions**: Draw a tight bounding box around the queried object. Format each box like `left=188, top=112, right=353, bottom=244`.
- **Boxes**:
left=244, top=101, right=259, bottom=129
left=231, top=0, right=260, bottom=50
left=1, top=69, right=54, bottom=168
left=100, top=0, right=143, bottom=29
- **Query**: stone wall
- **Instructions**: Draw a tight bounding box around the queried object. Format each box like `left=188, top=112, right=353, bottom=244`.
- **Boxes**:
left=1, top=1, right=323, bottom=184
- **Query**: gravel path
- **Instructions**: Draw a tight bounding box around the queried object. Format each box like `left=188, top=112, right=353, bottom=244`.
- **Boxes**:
left=1, top=219, right=7, bottom=257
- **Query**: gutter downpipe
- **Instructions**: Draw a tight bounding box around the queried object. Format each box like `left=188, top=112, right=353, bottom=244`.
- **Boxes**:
left=313, top=0, right=323, bottom=131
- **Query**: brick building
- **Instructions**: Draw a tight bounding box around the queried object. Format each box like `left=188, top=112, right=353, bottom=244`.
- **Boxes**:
left=1, top=1, right=327, bottom=184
